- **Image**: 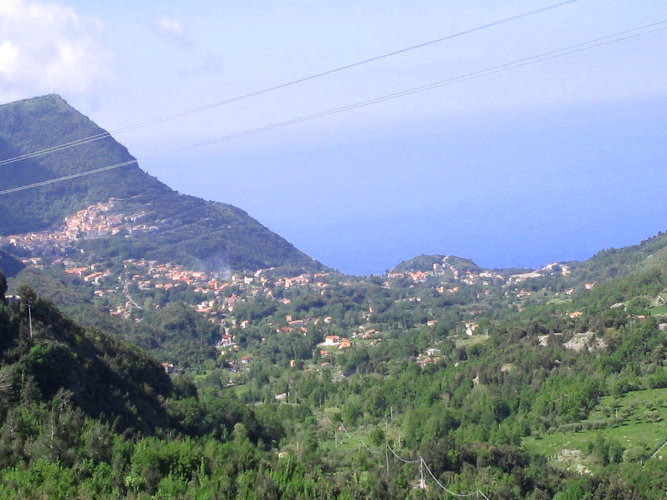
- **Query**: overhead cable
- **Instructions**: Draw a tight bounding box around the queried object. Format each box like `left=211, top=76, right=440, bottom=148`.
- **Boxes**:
left=163, top=21, right=667, bottom=156
left=421, top=459, right=477, bottom=498
left=386, top=444, right=421, bottom=464
left=0, top=0, right=579, bottom=168
left=339, top=423, right=383, bottom=454
left=1, top=20, right=665, bottom=196
left=0, top=160, right=138, bottom=195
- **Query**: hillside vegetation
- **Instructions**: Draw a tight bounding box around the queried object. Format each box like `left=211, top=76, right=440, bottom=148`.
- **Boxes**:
left=3, top=227, right=666, bottom=497
left=0, top=276, right=299, bottom=498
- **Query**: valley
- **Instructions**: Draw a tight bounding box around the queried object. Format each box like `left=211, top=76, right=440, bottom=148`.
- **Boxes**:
left=0, top=94, right=665, bottom=498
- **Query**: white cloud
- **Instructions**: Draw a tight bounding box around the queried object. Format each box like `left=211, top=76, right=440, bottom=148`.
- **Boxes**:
left=155, top=15, right=191, bottom=47
left=0, top=0, right=112, bottom=102
left=0, top=41, right=19, bottom=76
left=156, top=16, right=184, bottom=39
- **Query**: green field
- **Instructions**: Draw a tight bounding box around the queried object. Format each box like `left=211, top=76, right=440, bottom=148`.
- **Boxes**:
left=650, top=304, right=667, bottom=316
left=523, top=388, right=667, bottom=471
left=454, top=334, right=489, bottom=349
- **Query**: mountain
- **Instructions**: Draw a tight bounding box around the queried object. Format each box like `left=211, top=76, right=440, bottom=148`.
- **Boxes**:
left=0, top=94, right=321, bottom=272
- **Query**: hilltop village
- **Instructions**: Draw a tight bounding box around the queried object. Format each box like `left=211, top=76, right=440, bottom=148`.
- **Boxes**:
left=0, top=198, right=154, bottom=257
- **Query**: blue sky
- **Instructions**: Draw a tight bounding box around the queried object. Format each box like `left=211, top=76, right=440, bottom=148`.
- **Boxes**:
left=1, top=0, right=666, bottom=274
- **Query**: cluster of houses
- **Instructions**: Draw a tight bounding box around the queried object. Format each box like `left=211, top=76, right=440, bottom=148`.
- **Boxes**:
left=0, top=198, right=155, bottom=256
left=4, top=200, right=610, bottom=380
left=417, top=347, right=441, bottom=367
left=385, top=257, right=509, bottom=288
left=5, top=224, right=341, bottom=326
left=65, top=264, right=113, bottom=285
left=385, top=257, right=595, bottom=303
left=75, top=258, right=338, bottom=328
left=61, top=199, right=153, bottom=240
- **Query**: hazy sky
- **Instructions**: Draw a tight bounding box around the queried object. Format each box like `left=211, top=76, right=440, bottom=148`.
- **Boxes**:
left=1, top=0, right=666, bottom=274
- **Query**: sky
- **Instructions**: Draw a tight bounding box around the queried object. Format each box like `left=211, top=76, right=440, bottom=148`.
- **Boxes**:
left=0, top=0, right=666, bottom=274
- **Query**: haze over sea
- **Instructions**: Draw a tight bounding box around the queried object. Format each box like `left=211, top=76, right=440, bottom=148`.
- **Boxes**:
left=154, top=96, right=666, bottom=275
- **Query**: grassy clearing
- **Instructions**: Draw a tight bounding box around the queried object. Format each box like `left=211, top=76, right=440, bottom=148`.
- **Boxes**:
left=547, top=297, right=571, bottom=306
left=312, top=406, right=411, bottom=460
left=650, top=304, right=667, bottom=316
left=455, top=335, right=488, bottom=349
left=523, top=388, right=667, bottom=469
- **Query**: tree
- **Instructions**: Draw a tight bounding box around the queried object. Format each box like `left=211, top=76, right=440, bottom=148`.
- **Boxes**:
left=0, top=270, right=6, bottom=301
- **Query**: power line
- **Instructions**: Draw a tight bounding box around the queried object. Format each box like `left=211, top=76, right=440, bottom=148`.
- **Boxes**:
left=1, top=20, right=665, bottom=197
left=342, top=428, right=488, bottom=497
left=386, top=445, right=486, bottom=497
left=421, top=459, right=477, bottom=498
left=0, top=131, right=112, bottom=167
left=161, top=21, right=667, bottom=155
left=339, top=423, right=383, bottom=455
left=386, top=444, right=479, bottom=497
left=0, top=1, right=579, bottom=168
left=647, top=438, right=667, bottom=462
left=0, top=160, right=137, bottom=195
left=386, top=443, right=421, bottom=464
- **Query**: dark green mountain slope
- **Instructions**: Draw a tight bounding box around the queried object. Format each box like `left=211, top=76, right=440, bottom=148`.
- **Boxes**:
left=0, top=95, right=166, bottom=234
left=0, top=285, right=174, bottom=434
left=0, top=94, right=320, bottom=271
left=569, top=231, right=667, bottom=282
left=12, top=266, right=221, bottom=369
left=0, top=250, right=24, bottom=277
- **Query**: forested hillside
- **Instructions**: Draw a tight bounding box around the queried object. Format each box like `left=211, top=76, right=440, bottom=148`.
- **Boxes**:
left=571, top=232, right=667, bottom=282
left=1, top=229, right=666, bottom=498
left=0, top=276, right=300, bottom=498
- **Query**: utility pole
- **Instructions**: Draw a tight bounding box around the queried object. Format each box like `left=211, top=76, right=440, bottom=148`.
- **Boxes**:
left=28, top=300, right=33, bottom=339
left=419, top=458, right=426, bottom=489
left=385, top=414, right=389, bottom=474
